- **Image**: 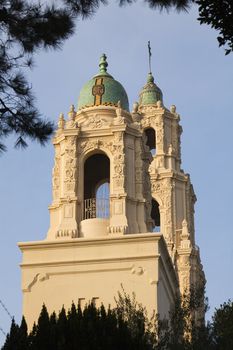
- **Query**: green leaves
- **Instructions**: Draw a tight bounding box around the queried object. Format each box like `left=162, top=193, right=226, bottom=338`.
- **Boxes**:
left=212, top=300, right=233, bottom=350
left=196, top=0, right=233, bottom=55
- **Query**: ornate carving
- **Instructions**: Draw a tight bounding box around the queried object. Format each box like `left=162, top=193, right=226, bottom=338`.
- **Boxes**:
left=79, top=139, right=103, bottom=153
left=56, top=229, right=78, bottom=238
left=151, top=178, right=171, bottom=205
left=131, top=266, right=144, bottom=275
left=57, top=113, right=65, bottom=130
left=170, top=105, right=176, bottom=113
left=108, top=225, right=128, bottom=234
left=108, top=132, right=125, bottom=190
left=114, top=102, right=127, bottom=125
left=141, top=116, right=151, bottom=128
left=151, top=178, right=174, bottom=238
left=132, top=101, right=139, bottom=113
left=52, top=147, right=61, bottom=201
left=64, top=136, right=77, bottom=194
left=92, top=84, right=105, bottom=96
left=83, top=116, right=108, bottom=129
left=114, top=131, right=123, bottom=143
left=23, top=273, right=49, bottom=292
left=66, top=104, right=77, bottom=129
left=155, top=120, right=164, bottom=152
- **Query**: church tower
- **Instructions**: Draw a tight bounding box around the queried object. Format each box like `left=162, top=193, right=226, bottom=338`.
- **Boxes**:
left=19, top=54, right=205, bottom=328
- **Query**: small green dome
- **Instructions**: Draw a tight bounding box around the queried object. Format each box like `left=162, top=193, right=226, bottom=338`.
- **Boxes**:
left=139, top=73, right=163, bottom=106
left=77, top=54, right=129, bottom=111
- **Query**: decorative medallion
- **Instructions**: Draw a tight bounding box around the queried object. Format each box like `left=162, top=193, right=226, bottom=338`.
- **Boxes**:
left=92, top=78, right=105, bottom=105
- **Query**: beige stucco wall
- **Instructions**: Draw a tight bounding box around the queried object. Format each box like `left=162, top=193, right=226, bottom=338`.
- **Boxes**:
left=19, top=233, right=178, bottom=329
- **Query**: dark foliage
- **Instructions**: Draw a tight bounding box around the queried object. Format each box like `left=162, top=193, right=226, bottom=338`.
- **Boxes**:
left=2, top=291, right=233, bottom=350
left=2, top=317, right=28, bottom=350
left=0, top=0, right=72, bottom=151
left=212, top=299, right=233, bottom=350
left=0, top=0, right=108, bottom=152
left=2, top=301, right=150, bottom=350
left=118, top=0, right=193, bottom=11
left=196, top=0, right=233, bottom=55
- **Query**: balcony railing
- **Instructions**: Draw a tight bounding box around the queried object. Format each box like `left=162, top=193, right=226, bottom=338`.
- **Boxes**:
left=83, top=198, right=109, bottom=220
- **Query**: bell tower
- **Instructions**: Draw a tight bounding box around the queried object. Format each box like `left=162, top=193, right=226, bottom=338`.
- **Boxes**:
left=19, top=54, right=204, bottom=329
left=136, top=71, right=205, bottom=294
left=48, top=54, right=152, bottom=239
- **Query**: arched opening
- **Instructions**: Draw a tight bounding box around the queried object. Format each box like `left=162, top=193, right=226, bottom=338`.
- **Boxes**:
left=144, top=128, right=156, bottom=156
left=95, top=181, right=110, bottom=218
left=83, top=153, right=110, bottom=220
left=151, top=198, right=160, bottom=232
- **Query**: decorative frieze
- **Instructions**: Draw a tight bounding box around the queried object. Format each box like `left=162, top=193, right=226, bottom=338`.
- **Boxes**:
left=82, top=115, right=109, bottom=129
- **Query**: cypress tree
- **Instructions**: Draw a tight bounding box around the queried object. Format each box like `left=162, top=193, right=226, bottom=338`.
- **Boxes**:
left=17, top=317, right=29, bottom=350
left=57, top=306, right=68, bottom=350
left=1, top=318, right=19, bottom=350
left=30, top=304, right=51, bottom=350
left=49, top=312, right=58, bottom=349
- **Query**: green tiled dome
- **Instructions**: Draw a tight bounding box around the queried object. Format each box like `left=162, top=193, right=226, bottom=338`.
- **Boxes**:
left=139, top=73, right=163, bottom=106
left=77, top=54, right=129, bottom=111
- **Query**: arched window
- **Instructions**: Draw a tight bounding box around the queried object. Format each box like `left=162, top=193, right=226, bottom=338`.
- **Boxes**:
left=144, top=128, right=156, bottom=156
left=151, top=198, right=160, bottom=232
left=83, top=153, right=110, bottom=219
left=95, top=181, right=110, bottom=218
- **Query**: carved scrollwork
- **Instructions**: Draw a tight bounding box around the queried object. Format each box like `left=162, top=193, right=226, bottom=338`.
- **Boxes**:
left=52, top=147, right=61, bottom=201
left=113, top=147, right=125, bottom=189
left=151, top=178, right=173, bottom=237
left=82, top=115, right=109, bottom=129
left=64, top=136, right=77, bottom=194
left=79, top=139, right=103, bottom=153
left=141, top=116, right=151, bottom=128
left=155, top=122, right=164, bottom=152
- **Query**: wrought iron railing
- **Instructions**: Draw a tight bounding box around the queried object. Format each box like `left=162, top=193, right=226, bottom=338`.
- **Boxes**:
left=83, top=198, right=109, bottom=220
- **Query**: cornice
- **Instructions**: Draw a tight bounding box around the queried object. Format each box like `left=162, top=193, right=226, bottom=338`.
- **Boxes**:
left=18, top=232, right=163, bottom=251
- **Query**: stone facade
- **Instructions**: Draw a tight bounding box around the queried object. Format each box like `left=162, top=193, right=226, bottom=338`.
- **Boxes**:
left=19, top=55, right=204, bottom=329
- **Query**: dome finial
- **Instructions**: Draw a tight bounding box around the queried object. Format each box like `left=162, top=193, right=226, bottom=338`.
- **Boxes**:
left=147, top=72, right=154, bottom=84
left=99, top=53, right=108, bottom=74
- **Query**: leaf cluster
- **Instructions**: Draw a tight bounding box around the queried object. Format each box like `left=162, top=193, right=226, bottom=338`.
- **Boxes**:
left=0, top=0, right=107, bottom=152
left=212, top=299, right=233, bottom=350
left=196, top=0, right=233, bottom=55
left=118, top=0, right=193, bottom=11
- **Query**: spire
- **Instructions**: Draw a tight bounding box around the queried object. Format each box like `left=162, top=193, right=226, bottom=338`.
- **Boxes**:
left=148, top=41, right=152, bottom=74
left=99, top=53, right=108, bottom=74
left=138, top=42, right=163, bottom=106
left=147, top=42, right=155, bottom=83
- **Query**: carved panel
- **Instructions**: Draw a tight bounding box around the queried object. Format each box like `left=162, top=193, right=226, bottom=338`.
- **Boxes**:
left=151, top=178, right=174, bottom=239
left=64, top=136, right=78, bottom=195
left=52, top=147, right=61, bottom=201
left=82, top=115, right=109, bottom=129
left=112, top=132, right=125, bottom=190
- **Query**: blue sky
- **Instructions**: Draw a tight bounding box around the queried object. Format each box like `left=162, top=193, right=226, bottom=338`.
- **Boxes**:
left=0, top=2, right=233, bottom=345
